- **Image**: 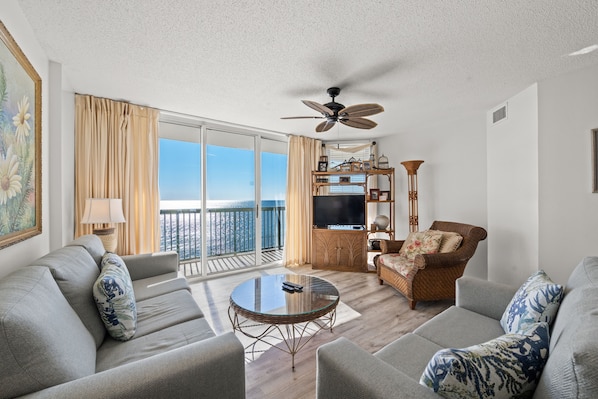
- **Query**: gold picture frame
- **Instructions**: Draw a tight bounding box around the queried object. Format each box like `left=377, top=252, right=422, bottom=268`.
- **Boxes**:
left=0, top=21, right=42, bottom=249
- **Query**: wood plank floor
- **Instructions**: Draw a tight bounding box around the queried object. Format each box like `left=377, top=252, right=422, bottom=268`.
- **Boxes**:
left=189, top=264, right=452, bottom=399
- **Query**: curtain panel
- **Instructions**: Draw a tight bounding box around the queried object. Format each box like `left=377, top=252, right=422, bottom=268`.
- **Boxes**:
left=74, top=95, right=160, bottom=254
left=283, top=135, right=321, bottom=266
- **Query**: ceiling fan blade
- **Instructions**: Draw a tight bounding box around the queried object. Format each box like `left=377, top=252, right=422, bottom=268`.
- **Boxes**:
left=280, top=116, right=324, bottom=119
left=302, top=100, right=333, bottom=116
left=316, top=120, right=336, bottom=132
left=340, top=103, right=384, bottom=118
left=340, top=117, right=377, bottom=130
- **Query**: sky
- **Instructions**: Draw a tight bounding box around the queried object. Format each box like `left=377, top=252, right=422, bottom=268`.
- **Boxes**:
left=158, top=138, right=287, bottom=203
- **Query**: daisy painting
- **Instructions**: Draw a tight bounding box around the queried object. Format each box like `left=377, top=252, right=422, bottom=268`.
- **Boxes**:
left=0, top=21, right=41, bottom=249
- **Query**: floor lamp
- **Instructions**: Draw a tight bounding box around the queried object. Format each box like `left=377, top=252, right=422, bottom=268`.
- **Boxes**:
left=401, top=160, right=424, bottom=233
left=81, top=198, right=126, bottom=252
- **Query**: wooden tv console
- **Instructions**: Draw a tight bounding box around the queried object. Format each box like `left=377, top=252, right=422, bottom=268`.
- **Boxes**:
left=311, top=228, right=367, bottom=272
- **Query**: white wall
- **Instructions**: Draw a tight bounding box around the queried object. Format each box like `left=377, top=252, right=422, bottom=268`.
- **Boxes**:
left=537, top=64, right=598, bottom=285
left=0, top=1, right=51, bottom=278
left=486, top=84, right=539, bottom=286
left=378, top=111, right=488, bottom=279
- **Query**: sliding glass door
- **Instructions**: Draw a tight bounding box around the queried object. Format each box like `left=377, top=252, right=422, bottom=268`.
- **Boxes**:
left=158, top=119, right=287, bottom=277
left=205, top=130, right=258, bottom=268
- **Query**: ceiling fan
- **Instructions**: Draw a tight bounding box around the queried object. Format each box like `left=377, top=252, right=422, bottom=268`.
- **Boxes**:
left=282, top=87, right=384, bottom=133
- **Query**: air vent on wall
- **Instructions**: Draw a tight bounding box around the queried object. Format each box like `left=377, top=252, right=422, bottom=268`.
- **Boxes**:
left=492, top=104, right=507, bottom=124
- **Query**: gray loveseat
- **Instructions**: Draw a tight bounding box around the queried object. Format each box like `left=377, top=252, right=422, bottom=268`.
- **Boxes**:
left=317, top=256, right=598, bottom=398
left=0, top=235, right=245, bottom=398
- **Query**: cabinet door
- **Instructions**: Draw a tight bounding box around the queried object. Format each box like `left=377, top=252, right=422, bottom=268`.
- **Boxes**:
left=312, top=229, right=366, bottom=272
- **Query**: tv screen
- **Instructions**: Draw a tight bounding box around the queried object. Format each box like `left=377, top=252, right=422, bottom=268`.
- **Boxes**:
left=313, top=195, right=365, bottom=228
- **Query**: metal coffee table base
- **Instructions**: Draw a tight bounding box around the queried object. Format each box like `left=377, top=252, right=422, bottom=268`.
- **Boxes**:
left=228, top=306, right=337, bottom=370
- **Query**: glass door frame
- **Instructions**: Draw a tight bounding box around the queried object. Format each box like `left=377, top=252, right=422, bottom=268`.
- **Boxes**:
left=159, top=111, right=287, bottom=277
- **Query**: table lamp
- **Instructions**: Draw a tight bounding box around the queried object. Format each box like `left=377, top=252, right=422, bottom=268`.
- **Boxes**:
left=81, top=198, right=126, bottom=252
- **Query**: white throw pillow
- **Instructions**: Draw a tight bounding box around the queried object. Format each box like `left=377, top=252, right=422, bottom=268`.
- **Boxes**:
left=93, top=253, right=137, bottom=341
left=500, top=269, right=564, bottom=334
left=420, top=322, right=550, bottom=399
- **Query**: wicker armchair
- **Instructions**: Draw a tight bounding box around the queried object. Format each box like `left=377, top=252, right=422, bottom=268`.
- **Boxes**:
left=374, top=221, right=487, bottom=310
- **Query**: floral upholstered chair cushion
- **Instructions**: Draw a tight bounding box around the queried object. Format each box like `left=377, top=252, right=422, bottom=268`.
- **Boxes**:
left=420, top=322, right=550, bottom=399
left=377, top=254, right=419, bottom=281
left=398, top=231, right=443, bottom=260
left=379, top=231, right=443, bottom=281
left=93, top=253, right=137, bottom=341
left=500, top=269, right=564, bottom=334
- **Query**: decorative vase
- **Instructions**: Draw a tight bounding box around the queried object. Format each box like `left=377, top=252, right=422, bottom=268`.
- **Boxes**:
left=374, top=215, right=390, bottom=230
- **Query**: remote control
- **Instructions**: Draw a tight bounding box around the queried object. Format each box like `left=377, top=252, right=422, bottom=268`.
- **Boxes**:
left=283, top=281, right=303, bottom=290
left=282, top=285, right=295, bottom=293
left=282, top=282, right=303, bottom=292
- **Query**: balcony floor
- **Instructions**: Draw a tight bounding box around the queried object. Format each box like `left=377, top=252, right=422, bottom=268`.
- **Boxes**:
left=180, top=248, right=283, bottom=277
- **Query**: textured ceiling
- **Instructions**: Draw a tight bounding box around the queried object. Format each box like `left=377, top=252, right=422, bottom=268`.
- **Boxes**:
left=15, top=0, right=598, bottom=139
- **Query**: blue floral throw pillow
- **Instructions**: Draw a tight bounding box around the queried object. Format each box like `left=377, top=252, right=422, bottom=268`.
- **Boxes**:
left=93, top=253, right=137, bottom=341
left=420, top=322, right=550, bottom=399
left=500, top=270, right=564, bottom=334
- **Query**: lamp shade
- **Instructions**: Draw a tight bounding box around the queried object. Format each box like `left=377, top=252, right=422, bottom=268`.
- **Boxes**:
left=81, top=198, right=126, bottom=224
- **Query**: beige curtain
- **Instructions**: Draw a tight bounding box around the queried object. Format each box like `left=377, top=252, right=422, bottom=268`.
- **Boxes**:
left=74, top=95, right=160, bottom=254
left=283, top=135, right=321, bottom=266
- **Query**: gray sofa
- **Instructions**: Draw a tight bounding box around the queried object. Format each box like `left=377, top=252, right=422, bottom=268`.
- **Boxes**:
left=0, top=235, right=245, bottom=399
left=317, top=256, right=598, bottom=398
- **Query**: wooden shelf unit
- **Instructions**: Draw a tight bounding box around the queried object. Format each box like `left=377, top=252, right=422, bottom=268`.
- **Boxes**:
left=311, top=168, right=395, bottom=272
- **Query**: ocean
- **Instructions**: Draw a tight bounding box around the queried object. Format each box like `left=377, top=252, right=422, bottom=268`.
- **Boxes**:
left=159, top=200, right=286, bottom=261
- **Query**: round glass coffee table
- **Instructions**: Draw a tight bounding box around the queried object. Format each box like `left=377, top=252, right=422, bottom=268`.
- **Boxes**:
left=228, top=274, right=339, bottom=370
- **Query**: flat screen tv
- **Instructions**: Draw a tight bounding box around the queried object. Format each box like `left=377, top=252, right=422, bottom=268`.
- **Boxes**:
left=313, top=194, right=365, bottom=228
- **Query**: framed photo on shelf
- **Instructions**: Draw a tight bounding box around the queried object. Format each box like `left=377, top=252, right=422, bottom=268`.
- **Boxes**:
left=369, top=188, right=380, bottom=201
left=380, top=190, right=390, bottom=201
left=351, top=161, right=362, bottom=171
left=339, top=176, right=351, bottom=184
left=340, top=163, right=351, bottom=172
left=363, top=160, right=372, bottom=170
left=318, top=161, right=328, bottom=172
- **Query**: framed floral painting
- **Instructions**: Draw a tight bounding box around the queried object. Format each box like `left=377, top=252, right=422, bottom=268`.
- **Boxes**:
left=0, top=21, right=41, bottom=249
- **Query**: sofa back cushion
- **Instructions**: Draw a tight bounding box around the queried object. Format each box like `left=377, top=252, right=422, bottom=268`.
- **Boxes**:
left=29, top=245, right=106, bottom=347
left=533, top=257, right=598, bottom=399
left=66, top=234, right=106, bottom=267
left=564, top=256, right=598, bottom=292
left=0, top=267, right=96, bottom=398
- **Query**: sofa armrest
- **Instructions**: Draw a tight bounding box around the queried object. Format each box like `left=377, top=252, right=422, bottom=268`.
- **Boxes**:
left=317, top=337, right=438, bottom=399
left=22, top=332, right=245, bottom=399
left=121, top=251, right=179, bottom=281
left=380, top=240, right=405, bottom=254
left=456, top=276, right=518, bottom=320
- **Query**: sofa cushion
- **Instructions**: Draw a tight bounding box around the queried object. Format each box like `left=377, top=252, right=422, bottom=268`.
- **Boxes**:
left=420, top=322, right=550, bottom=399
left=377, top=254, right=418, bottom=281
left=533, top=285, right=598, bottom=398
left=564, top=256, right=598, bottom=292
left=66, top=234, right=106, bottom=267
left=134, top=289, right=204, bottom=338
left=427, top=230, right=463, bottom=253
left=500, top=270, right=564, bottom=333
left=0, top=267, right=96, bottom=399
left=414, top=306, right=505, bottom=349
left=94, top=253, right=138, bottom=341
left=375, top=333, right=444, bottom=381
left=132, top=275, right=190, bottom=302
left=95, top=317, right=216, bottom=371
left=28, top=245, right=106, bottom=347
left=399, top=231, right=443, bottom=260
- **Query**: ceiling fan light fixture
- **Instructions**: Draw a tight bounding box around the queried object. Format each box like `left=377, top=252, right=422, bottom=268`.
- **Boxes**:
left=282, top=87, right=384, bottom=133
